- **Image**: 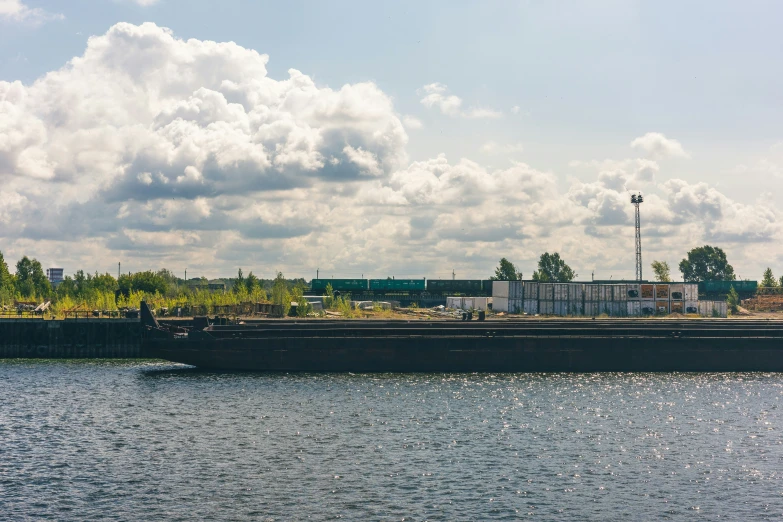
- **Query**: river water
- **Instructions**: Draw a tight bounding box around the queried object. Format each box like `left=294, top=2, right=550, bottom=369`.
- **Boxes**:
left=1, top=361, right=782, bottom=520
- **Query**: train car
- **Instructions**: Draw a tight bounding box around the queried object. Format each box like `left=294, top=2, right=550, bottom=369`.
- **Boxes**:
left=698, top=280, right=757, bottom=298
left=426, top=279, right=483, bottom=295
left=369, top=279, right=426, bottom=292
left=310, top=279, right=368, bottom=294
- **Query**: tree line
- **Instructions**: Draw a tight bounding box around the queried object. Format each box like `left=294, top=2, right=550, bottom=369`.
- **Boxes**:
left=493, top=245, right=766, bottom=284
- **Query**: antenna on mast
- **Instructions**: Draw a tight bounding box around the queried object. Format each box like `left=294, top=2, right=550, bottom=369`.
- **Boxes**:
left=630, top=193, right=644, bottom=281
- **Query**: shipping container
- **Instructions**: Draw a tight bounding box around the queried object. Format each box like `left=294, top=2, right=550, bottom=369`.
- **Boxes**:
left=311, top=278, right=368, bottom=293
left=539, top=284, right=554, bottom=301
left=600, top=301, right=612, bottom=316
left=611, top=302, right=626, bottom=317
left=626, top=284, right=641, bottom=299
left=585, top=284, right=598, bottom=301
left=599, top=285, right=613, bottom=302
left=493, top=297, right=509, bottom=312
left=539, top=300, right=554, bottom=315
left=612, top=284, right=628, bottom=302
left=670, top=284, right=684, bottom=301
left=568, top=283, right=583, bottom=302
left=655, top=285, right=670, bottom=299
left=626, top=301, right=641, bottom=317
left=554, top=300, right=569, bottom=316
left=641, top=300, right=656, bottom=315
left=446, top=297, right=463, bottom=309
left=450, top=297, right=492, bottom=311
left=369, top=279, right=425, bottom=291
left=699, top=301, right=711, bottom=317
left=524, top=282, right=539, bottom=299
left=584, top=301, right=600, bottom=317
left=715, top=301, right=728, bottom=318
left=670, top=301, right=684, bottom=314
left=554, top=284, right=568, bottom=301
left=509, top=281, right=524, bottom=300
left=685, top=301, right=699, bottom=314
left=523, top=299, right=538, bottom=315
left=656, top=300, right=670, bottom=315
left=684, top=284, right=699, bottom=301
left=641, top=284, right=655, bottom=299
left=508, top=298, right=523, bottom=314
left=493, top=281, right=509, bottom=298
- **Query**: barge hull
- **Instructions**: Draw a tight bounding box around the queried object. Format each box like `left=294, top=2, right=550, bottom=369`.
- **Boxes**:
left=147, top=336, right=783, bottom=372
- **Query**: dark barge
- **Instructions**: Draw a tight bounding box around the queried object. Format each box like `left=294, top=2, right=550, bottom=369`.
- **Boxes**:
left=141, top=304, right=783, bottom=372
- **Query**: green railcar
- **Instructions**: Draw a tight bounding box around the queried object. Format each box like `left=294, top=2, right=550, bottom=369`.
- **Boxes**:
left=369, top=279, right=426, bottom=292
left=310, top=279, right=368, bottom=294
left=698, top=280, right=758, bottom=296
left=426, top=279, right=483, bottom=294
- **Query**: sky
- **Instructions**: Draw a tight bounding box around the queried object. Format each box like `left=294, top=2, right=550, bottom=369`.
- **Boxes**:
left=1, top=0, right=781, bottom=281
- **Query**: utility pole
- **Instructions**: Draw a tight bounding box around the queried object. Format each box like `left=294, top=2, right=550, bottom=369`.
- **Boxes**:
left=631, top=193, right=644, bottom=281
left=452, top=269, right=455, bottom=280
left=185, top=268, right=187, bottom=281
left=118, top=262, right=120, bottom=280
left=317, top=268, right=319, bottom=279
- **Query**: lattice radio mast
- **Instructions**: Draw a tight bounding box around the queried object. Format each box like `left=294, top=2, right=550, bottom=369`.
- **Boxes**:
left=631, top=193, right=644, bottom=281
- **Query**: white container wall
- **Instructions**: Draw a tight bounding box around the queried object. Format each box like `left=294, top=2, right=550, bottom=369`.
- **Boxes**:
left=641, top=300, right=656, bottom=315
left=554, top=284, right=568, bottom=301
left=611, top=302, right=626, bottom=317
left=512, top=298, right=525, bottom=313
left=584, top=302, right=600, bottom=316
left=568, top=301, right=583, bottom=316
left=599, top=285, right=613, bottom=302
left=509, top=281, right=524, bottom=300
left=462, top=298, right=474, bottom=310
left=626, top=284, right=641, bottom=299
left=539, top=284, right=554, bottom=301
left=699, top=301, right=711, bottom=317
left=524, top=282, right=539, bottom=299
left=446, top=297, right=463, bottom=309
left=684, top=284, right=699, bottom=300
left=539, top=301, right=554, bottom=315
left=493, top=297, right=509, bottom=312
left=524, top=299, right=538, bottom=315
left=715, top=302, right=728, bottom=318
left=493, top=281, right=509, bottom=298
left=613, top=284, right=628, bottom=302
left=685, top=301, right=699, bottom=314
left=568, top=284, right=584, bottom=302
left=584, top=285, right=600, bottom=301
left=600, top=301, right=612, bottom=315
left=670, top=284, right=684, bottom=301
left=554, top=301, right=569, bottom=316
left=627, top=301, right=641, bottom=317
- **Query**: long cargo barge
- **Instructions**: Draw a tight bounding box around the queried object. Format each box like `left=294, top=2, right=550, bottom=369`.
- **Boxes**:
left=140, top=304, right=783, bottom=372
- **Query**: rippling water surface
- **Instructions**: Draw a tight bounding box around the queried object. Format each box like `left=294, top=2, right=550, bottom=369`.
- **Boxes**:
left=2, top=361, right=783, bottom=520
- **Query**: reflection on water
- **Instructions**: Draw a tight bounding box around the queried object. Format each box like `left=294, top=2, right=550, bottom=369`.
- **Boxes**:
left=2, top=360, right=782, bottom=520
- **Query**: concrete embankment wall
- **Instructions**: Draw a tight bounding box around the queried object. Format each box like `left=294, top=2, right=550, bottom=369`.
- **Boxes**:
left=0, top=319, right=142, bottom=358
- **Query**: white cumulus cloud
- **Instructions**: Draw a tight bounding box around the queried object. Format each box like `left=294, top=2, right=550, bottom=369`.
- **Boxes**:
left=630, top=132, right=689, bottom=159
left=418, top=83, right=501, bottom=119
left=0, top=0, right=63, bottom=25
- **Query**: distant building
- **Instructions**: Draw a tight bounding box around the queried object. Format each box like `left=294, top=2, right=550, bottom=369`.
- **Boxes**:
left=47, top=268, right=64, bottom=285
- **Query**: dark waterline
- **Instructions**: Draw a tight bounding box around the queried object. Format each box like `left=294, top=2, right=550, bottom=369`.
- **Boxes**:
left=2, top=360, right=783, bottom=520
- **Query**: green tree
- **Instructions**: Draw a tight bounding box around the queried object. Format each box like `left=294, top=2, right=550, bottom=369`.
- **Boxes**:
left=760, top=267, right=778, bottom=288
left=271, top=272, right=291, bottom=317
left=14, top=256, right=50, bottom=299
left=234, top=268, right=245, bottom=294
left=118, top=271, right=168, bottom=296
left=245, top=271, right=260, bottom=295
left=0, top=250, right=13, bottom=303
left=651, top=260, right=671, bottom=282
left=290, top=284, right=312, bottom=317
left=531, top=252, right=576, bottom=282
left=491, top=258, right=522, bottom=281
left=727, top=285, right=739, bottom=314
left=323, top=282, right=335, bottom=309
left=679, top=245, right=735, bottom=282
